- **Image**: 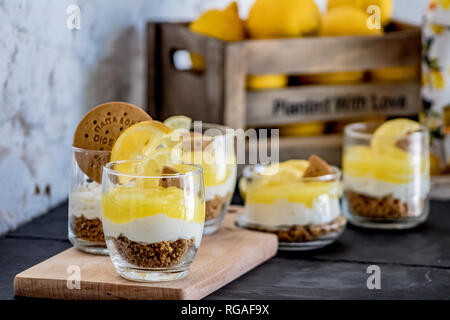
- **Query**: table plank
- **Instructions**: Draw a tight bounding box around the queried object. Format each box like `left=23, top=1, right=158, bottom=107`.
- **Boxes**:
left=207, top=258, right=450, bottom=300
left=0, top=238, right=71, bottom=300
left=286, top=202, right=450, bottom=269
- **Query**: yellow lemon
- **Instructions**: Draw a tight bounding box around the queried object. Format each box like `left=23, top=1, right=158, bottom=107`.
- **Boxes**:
left=189, top=2, right=245, bottom=41
left=327, top=0, right=393, bottom=26
left=371, top=65, right=420, bottom=82
left=246, top=0, right=321, bottom=39
left=246, top=74, right=288, bottom=90
left=321, top=6, right=384, bottom=36
left=436, top=0, right=450, bottom=9
left=430, top=152, right=442, bottom=175
left=111, top=121, right=172, bottom=175
left=279, top=122, right=326, bottom=136
left=430, top=70, right=446, bottom=90
left=190, top=53, right=206, bottom=72
left=189, top=2, right=245, bottom=72
left=299, top=71, right=365, bottom=84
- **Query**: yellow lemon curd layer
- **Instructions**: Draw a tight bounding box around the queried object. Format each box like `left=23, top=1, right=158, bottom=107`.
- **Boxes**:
left=183, top=150, right=236, bottom=187
left=245, top=160, right=339, bottom=207
left=343, top=145, right=429, bottom=184
left=102, top=186, right=205, bottom=224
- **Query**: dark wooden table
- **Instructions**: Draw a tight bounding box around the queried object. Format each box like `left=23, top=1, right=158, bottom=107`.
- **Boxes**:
left=1, top=197, right=449, bottom=300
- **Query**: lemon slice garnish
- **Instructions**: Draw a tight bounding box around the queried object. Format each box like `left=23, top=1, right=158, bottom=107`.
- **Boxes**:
left=163, top=115, right=192, bottom=131
left=371, top=118, right=421, bottom=153
left=137, top=147, right=183, bottom=188
left=140, top=147, right=182, bottom=176
left=111, top=121, right=172, bottom=176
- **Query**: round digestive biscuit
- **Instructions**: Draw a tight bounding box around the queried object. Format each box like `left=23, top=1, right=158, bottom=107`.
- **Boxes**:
left=73, top=101, right=152, bottom=183
left=73, top=101, right=152, bottom=151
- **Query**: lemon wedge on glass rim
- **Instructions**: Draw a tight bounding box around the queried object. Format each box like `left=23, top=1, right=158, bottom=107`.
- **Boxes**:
left=162, top=116, right=193, bottom=148
left=163, top=115, right=192, bottom=131
left=110, top=120, right=173, bottom=177
left=370, top=118, right=421, bottom=154
left=136, top=147, right=184, bottom=188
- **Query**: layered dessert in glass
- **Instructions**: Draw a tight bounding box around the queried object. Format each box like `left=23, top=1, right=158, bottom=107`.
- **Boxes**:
left=238, top=155, right=346, bottom=250
left=68, top=147, right=110, bottom=254
left=102, top=160, right=205, bottom=282
left=343, top=119, right=430, bottom=229
left=163, top=118, right=237, bottom=235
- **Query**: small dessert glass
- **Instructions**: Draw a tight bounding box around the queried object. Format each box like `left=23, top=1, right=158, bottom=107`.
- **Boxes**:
left=342, top=122, right=430, bottom=229
left=184, top=123, right=237, bottom=235
left=237, top=164, right=346, bottom=251
left=102, top=160, right=205, bottom=282
left=68, top=146, right=110, bottom=255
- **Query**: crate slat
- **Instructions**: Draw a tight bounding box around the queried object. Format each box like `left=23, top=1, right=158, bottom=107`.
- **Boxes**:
left=278, top=135, right=343, bottom=165
left=244, top=30, right=421, bottom=75
left=246, top=81, right=420, bottom=127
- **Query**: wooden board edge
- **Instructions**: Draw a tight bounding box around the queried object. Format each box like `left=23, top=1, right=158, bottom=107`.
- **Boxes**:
left=184, top=232, right=279, bottom=300
left=14, top=273, right=186, bottom=300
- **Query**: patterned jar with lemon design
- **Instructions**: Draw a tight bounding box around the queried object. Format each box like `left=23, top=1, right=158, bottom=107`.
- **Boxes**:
left=421, top=1, right=450, bottom=184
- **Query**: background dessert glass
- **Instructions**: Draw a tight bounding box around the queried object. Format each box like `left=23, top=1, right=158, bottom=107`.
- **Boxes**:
left=102, top=160, right=205, bottom=282
left=68, top=147, right=110, bottom=255
left=185, top=123, right=237, bottom=235
left=237, top=164, right=346, bottom=251
left=342, top=122, right=430, bottom=229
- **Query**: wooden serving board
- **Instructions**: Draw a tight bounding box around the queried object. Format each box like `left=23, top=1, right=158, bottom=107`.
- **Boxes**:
left=14, top=207, right=278, bottom=300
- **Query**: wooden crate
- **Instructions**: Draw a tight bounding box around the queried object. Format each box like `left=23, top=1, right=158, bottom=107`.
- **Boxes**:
left=147, top=22, right=421, bottom=164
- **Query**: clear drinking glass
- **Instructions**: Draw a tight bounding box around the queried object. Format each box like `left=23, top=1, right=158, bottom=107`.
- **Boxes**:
left=68, top=147, right=110, bottom=255
left=237, top=164, right=346, bottom=251
left=343, top=122, right=430, bottom=229
left=102, top=160, right=205, bottom=282
left=184, top=123, right=237, bottom=235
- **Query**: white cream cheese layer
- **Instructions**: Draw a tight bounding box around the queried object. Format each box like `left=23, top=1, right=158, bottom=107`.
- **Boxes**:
left=205, top=165, right=237, bottom=201
left=344, top=174, right=430, bottom=203
left=103, top=213, right=204, bottom=247
left=69, top=185, right=102, bottom=220
left=242, top=196, right=341, bottom=227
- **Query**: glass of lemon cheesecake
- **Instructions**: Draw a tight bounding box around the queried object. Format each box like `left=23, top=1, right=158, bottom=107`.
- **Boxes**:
left=102, top=160, right=205, bottom=282
left=180, top=122, right=237, bottom=235
left=69, top=147, right=110, bottom=255
left=343, top=119, right=430, bottom=229
left=162, top=117, right=237, bottom=234
left=238, top=155, right=346, bottom=251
